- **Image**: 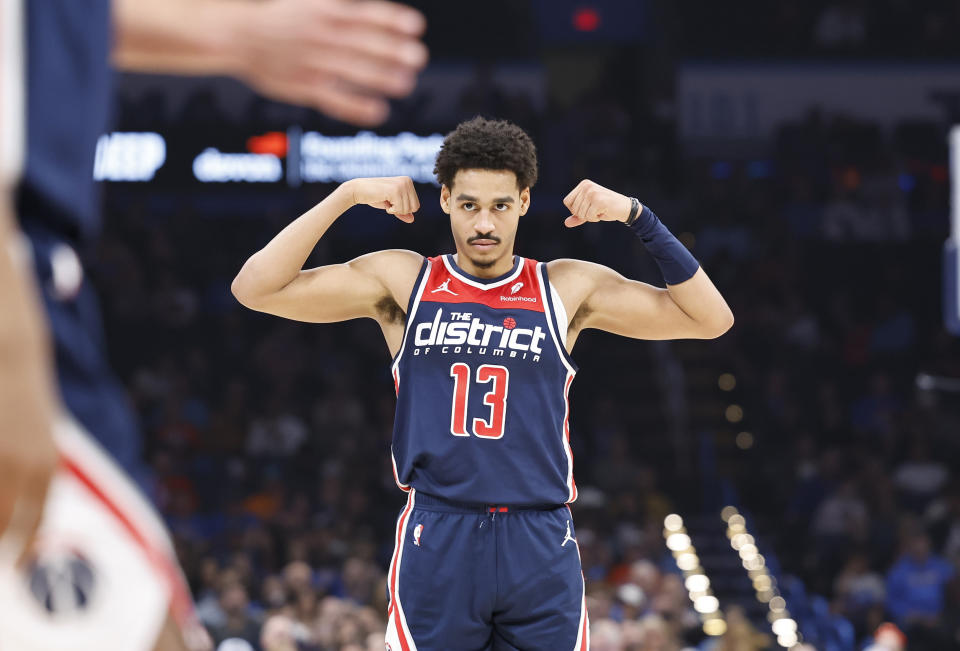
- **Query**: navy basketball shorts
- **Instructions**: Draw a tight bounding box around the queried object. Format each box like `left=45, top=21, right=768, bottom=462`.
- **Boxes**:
left=385, top=489, right=590, bottom=651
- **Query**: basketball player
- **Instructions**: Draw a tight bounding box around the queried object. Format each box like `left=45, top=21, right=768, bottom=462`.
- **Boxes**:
left=0, top=0, right=426, bottom=649
left=232, top=117, right=733, bottom=649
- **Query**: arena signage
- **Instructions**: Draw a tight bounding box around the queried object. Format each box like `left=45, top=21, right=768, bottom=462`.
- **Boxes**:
left=94, top=129, right=443, bottom=186
left=93, top=132, right=166, bottom=182
left=299, top=131, right=443, bottom=185
left=192, top=148, right=283, bottom=183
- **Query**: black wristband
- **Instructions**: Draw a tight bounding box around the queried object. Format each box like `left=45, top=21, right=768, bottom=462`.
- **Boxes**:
left=624, top=197, right=641, bottom=226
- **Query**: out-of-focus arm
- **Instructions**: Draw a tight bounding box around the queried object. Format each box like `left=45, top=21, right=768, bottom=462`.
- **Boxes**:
left=111, top=0, right=251, bottom=76
left=111, top=0, right=428, bottom=126
left=0, top=195, right=59, bottom=563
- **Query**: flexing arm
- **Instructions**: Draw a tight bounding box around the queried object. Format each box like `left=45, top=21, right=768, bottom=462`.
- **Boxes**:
left=552, top=180, right=733, bottom=343
left=231, top=176, right=422, bottom=324
left=112, top=0, right=428, bottom=126
left=552, top=261, right=731, bottom=341
left=0, top=196, right=59, bottom=563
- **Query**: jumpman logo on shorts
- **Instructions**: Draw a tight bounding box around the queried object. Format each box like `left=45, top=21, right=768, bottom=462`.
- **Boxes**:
left=431, top=279, right=458, bottom=295
left=561, top=520, right=576, bottom=547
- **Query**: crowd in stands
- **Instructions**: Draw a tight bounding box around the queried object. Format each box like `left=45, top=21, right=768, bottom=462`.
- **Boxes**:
left=671, top=0, right=960, bottom=57
left=94, top=15, right=960, bottom=649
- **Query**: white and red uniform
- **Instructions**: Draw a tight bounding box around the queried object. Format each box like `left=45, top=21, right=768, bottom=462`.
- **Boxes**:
left=0, top=418, right=206, bottom=650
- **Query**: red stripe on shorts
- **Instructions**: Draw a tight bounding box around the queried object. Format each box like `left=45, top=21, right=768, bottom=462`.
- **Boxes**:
left=59, top=453, right=194, bottom=628
left=388, top=493, right=415, bottom=651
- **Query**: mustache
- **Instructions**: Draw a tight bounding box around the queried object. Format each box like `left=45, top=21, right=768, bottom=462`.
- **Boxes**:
left=468, top=233, right=501, bottom=244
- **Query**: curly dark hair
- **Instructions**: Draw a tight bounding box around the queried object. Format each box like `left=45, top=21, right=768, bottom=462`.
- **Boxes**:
left=433, top=117, right=538, bottom=190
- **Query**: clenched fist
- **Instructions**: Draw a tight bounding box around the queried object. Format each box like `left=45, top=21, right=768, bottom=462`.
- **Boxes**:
left=343, top=176, right=420, bottom=222
left=562, top=179, right=635, bottom=228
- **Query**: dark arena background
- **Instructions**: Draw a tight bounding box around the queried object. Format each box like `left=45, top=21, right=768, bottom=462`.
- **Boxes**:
left=90, top=1, right=960, bottom=649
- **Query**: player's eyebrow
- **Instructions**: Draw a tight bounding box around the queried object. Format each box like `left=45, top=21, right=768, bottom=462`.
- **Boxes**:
left=455, top=194, right=515, bottom=203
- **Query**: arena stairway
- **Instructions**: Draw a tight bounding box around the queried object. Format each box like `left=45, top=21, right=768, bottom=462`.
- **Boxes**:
left=682, top=513, right=771, bottom=627
left=672, top=340, right=857, bottom=650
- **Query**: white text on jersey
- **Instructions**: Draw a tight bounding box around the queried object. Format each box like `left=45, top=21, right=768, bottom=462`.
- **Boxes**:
left=414, top=308, right=546, bottom=359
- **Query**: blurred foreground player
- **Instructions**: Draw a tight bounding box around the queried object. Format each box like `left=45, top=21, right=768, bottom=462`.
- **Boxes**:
left=0, top=0, right=426, bottom=649
left=232, top=117, right=734, bottom=649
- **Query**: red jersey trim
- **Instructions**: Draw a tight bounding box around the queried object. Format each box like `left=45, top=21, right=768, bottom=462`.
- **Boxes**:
left=422, top=256, right=544, bottom=312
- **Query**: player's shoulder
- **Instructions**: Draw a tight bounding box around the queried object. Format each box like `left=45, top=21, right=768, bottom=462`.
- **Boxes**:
left=353, top=248, right=424, bottom=274
left=545, top=258, right=622, bottom=315
left=546, top=257, right=613, bottom=288
left=348, top=250, right=425, bottom=323
left=350, top=248, right=424, bottom=298
left=370, top=248, right=424, bottom=264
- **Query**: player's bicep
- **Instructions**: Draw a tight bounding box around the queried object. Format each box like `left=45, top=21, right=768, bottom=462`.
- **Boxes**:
left=237, top=249, right=422, bottom=324
left=580, top=269, right=706, bottom=340
left=243, top=261, right=386, bottom=323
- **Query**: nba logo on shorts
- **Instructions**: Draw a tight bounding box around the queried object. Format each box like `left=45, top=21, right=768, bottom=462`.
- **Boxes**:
left=413, top=523, right=423, bottom=546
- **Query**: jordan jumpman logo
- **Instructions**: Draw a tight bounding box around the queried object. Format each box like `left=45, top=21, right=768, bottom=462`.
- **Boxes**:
left=431, top=279, right=458, bottom=295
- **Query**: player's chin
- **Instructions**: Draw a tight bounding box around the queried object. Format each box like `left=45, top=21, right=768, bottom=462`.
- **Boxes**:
left=467, top=244, right=502, bottom=268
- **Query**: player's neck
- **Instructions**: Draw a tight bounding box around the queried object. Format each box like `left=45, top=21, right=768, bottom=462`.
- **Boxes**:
left=453, top=251, right=516, bottom=279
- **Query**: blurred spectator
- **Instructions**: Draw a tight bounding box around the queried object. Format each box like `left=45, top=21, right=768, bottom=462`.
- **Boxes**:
left=589, top=618, right=623, bottom=651
left=834, top=552, right=885, bottom=629
left=850, top=373, right=902, bottom=436
left=246, top=399, right=308, bottom=458
left=894, top=441, right=949, bottom=510
left=260, top=615, right=300, bottom=651
left=933, top=484, right=960, bottom=566
left=812, top=480, right=869, bottom=543
left=209, top=582, right=262, bottom=650
left=885, top=532, right=954, bottom=629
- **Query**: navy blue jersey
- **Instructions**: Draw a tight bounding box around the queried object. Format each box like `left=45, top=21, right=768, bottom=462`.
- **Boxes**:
left=16, top=0, right=112, bottom=243
left=390, top=255, right=579, bottom=505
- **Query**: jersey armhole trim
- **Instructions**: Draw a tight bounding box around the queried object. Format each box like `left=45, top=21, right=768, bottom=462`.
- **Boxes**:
left=549, top=283, right=568, bottom=339
left=537, top=262, right=578, bottom=374
left=390, top=258, right=432, bottom=373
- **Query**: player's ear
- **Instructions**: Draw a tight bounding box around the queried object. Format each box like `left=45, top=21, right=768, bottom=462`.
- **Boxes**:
left=440, top=184, right=451, bottom=215
left=519, top=187, right=530, bottom=216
